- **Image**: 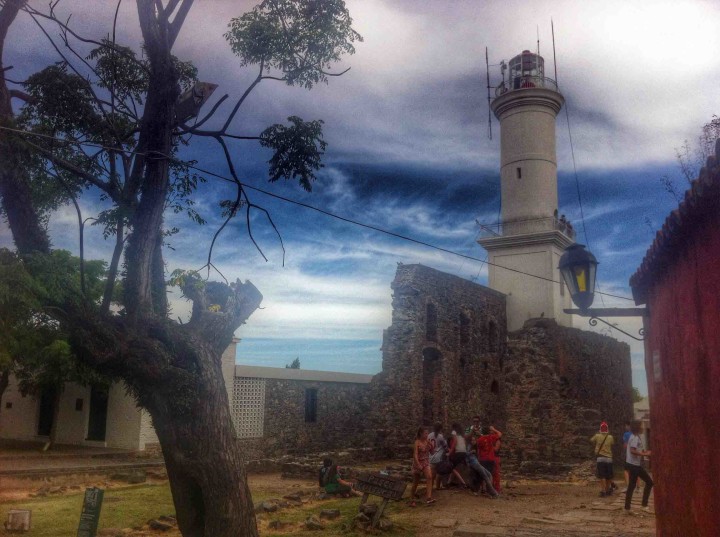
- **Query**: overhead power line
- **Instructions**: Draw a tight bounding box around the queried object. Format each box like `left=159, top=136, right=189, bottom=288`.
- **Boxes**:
left=0, top=124, right=635, bottom=302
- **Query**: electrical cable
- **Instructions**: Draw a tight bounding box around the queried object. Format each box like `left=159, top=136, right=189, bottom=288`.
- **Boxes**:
left=559, top=69, right=607, bottom=305
left=0, top=124, right=635, bottom=302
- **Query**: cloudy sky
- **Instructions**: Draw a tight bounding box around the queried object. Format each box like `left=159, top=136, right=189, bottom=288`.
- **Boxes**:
left=3, top=0, right=720, bottom=394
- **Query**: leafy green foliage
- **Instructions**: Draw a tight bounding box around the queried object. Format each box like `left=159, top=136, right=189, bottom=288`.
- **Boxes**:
left=14, top=41, right=206, bottom=248
left=23, top=65, right=104, bottom=137
left=260, top=116, right=326, bottom=191
left=225, top=0, right=362, bottom=88
left=88, top=40, right=198, bottom=102
left=0, top=249, right=108, bottom=396
left=631, top=386, right=644, bottom=403
left=285, top=357, right=300, bottom=369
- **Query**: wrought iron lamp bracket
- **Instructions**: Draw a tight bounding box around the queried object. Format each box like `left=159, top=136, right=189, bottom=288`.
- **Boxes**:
left=563, top=307, right=647, bottom=341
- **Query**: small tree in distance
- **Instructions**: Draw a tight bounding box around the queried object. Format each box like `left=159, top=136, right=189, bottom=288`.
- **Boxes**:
left=286, top=357, right=301, bottom=369
left=0, top=1, right=361, bottom=535
left=661, top=115, right=719, bottom=202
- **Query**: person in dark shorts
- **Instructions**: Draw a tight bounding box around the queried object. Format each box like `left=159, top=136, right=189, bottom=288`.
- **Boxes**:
left=625, top=420, right=653, bottom=513
left=590, top=421, right=615, bottom=497
left=447, top=422, right=469, bottom=488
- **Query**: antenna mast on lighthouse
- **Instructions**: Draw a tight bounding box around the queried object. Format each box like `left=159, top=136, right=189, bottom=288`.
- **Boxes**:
left=485, top=47, right=492, bottom=140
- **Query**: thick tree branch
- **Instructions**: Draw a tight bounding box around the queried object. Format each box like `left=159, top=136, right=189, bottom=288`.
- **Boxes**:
left=0, top=0, right=50, bottom=255
left=23, top=139, right=119, bottom=200
left=9, top=88, right=32, bottom=102
left=167, top=0, right=193, bottom=48
left=101, top=219, right=125, bottom=314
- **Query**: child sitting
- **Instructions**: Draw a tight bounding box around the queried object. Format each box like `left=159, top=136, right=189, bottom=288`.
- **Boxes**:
left=318, top=458, right=356, bottom=497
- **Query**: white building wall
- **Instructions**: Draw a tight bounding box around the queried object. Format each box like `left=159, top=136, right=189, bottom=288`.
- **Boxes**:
left=0, top=341, right=240, bottom=451
left=0, top=374, right=40, bottom=440
left=54, top=383, right=91, bottom=445
left=484, top=239, right=573, bottom=331
left=139, top=409, right=159, bottom=449
left=104, top=383, right=142, bottom=450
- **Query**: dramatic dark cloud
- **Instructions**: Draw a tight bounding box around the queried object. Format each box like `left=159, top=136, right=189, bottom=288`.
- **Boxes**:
left=3, top=0, right=718, bottom=394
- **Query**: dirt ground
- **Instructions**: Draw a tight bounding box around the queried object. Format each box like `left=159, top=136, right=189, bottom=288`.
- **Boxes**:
left=1, top=470, right=656, bottom=537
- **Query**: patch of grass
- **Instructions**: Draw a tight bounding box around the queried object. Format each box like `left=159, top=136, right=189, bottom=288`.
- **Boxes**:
left=0, top=484, right=175, bottom=537
left=0, top=483, right=416, bottom=537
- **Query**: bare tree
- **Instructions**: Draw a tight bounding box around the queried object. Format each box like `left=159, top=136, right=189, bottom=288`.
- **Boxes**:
left=0, top=1, right=360, bottom=535
left=662, top=115, right=720, bottom=201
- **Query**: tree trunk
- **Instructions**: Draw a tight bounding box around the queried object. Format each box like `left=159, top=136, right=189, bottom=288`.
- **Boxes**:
left=138, top=339, right=258, bottom=537
left=0, top=368, right=9, bottom=415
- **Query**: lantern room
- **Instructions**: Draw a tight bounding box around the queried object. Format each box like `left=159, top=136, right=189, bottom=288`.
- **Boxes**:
left=496, top=50, right=558, bottom=95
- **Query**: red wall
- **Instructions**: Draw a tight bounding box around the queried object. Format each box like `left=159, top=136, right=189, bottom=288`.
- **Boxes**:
left=644, top=208, right=720, bottom=536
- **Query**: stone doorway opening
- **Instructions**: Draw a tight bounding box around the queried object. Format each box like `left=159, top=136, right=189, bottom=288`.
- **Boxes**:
left=422, top=348, right=443, bottom=425
left=87, top=385, right=109, bottom=441
left=36, top=388, right=56, bottom=437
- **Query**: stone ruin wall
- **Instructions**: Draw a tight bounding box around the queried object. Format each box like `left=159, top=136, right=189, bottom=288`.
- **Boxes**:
left=371, top=264, right=633, bottom=470
left=237, top=378, right=373, bottom=461
left=502, top=319, right=633, bottom=472
left=237, top=263, right=633, bottom=474
left=369, top=263, right=508, bottom=443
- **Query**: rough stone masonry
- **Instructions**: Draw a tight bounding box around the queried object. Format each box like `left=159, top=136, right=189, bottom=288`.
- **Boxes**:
left=369, top=264, right=633, bottom=469
left=237, top=263, right=633, bottom=471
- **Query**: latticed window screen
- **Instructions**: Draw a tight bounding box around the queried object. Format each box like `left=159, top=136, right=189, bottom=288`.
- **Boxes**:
left=231, top=377, right=266, bottom=438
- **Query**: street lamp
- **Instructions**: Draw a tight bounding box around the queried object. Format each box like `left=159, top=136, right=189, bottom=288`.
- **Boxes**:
left=558, top=244, right=597, bottom=311
left=559, top=244, right=646, bottom=340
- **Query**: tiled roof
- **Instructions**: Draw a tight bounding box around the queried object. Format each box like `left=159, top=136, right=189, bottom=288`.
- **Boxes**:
left=630, top=139, right=720, bottom=304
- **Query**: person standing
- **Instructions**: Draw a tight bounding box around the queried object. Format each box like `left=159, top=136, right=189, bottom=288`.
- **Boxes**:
left=447, top=422, right=469, bottom=488
left=622, top=422, right=632, bottom=491
left=491, top=434, right=502, bottom=493
left=410, top=427, right=436, bottom=505
left=465, top=423, right=499, bottom=498
left=590, top=421, right=615, bottom=497
left=427, top=423, right=448, bottom=490
left=625, top=420, right=653, bottom=513
left=477, top=426, right=502, bottom=479
left=465, top=415, right=483, bottom=452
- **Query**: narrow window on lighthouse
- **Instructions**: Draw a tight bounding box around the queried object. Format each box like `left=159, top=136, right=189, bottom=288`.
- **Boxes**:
left=516, top=167, right=522, bottom=179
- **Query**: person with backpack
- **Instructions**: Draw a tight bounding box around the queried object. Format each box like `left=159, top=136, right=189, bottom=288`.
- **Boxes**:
left=427, top=422, right=448, bottom=490
left=590, top=421, right=615, bottom=497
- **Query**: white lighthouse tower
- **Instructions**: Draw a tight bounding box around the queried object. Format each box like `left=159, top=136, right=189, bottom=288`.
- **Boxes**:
left=478, top=49, right=575, bottom=331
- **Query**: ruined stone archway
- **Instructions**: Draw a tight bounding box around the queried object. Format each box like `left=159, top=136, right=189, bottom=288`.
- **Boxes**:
left=422, top=347, right=443, bottom=425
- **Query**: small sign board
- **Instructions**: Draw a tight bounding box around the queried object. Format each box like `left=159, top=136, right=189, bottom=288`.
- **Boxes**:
left=355, top=472, right=407, bottom=501
left=76, top=487, right=104, bottom=537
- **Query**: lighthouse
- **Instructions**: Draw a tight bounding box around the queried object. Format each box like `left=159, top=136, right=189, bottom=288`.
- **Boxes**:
left=478, top=49, right=575, bottom=331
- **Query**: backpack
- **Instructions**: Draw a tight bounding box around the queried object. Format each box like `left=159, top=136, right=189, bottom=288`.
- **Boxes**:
left=436, top=460, right=453, bottom=476
left=319, top=465, right=337, bottom=487
left=318, top=466, right=329, bottom=487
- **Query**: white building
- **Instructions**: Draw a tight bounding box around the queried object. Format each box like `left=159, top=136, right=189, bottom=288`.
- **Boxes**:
left=478, top=49, right=575, bottom=331
left=0, top=339, right=373, bottom=452
left=0, top=343, right=237, bottom=451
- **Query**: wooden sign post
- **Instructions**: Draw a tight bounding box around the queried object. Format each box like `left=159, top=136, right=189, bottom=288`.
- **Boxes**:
left=354, top=473, right=407, bottom=528
left=76, top=487, right=104, bottom=537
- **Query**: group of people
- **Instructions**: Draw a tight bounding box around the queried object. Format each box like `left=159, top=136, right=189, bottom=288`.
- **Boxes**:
left=318, top=417, right=654, bottom=515
left=590, top=419, right=654, bottom=513
left=410, top=417, right=503, bottom=506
